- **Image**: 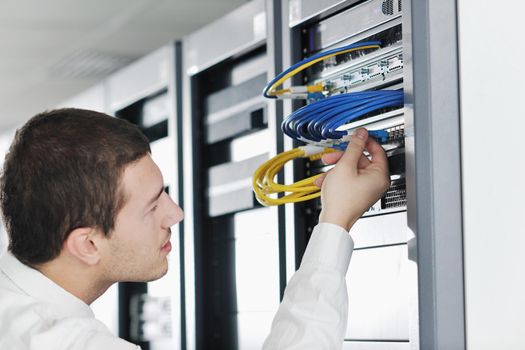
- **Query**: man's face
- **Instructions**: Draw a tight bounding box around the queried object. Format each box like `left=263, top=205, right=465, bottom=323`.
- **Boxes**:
left=100, top=154, right=183, bottom=282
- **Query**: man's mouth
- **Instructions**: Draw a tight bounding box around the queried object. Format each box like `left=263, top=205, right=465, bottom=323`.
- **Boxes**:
left=161, top=235, right=172, bottom=253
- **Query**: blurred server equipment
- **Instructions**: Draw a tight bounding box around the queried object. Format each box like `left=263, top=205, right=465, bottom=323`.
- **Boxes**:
left=182, top=1, right=284, bottom=349
left=130, top=295, right=173, bottom=341
left=106, top=43, right=184, bottom=350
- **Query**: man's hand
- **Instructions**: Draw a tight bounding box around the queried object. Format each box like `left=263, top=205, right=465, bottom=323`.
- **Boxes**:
left=315, top=128, right=390, bottom=231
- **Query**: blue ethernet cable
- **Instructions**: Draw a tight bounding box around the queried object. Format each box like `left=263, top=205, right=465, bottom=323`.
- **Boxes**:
left=263, top=41, right=382, bottom=99
left=310, top=94, right=390, bottom=141
left=300, top=92, right=397, bottom=139
left=281, top=90, right=403, bottom=143
left=330, top=130, right=390, bottom=151
left=321, top=94, right=403, bottom=139
left=282, top=92, right=379, bottom=140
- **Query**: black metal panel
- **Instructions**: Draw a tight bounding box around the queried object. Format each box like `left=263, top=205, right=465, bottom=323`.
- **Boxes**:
left=186, top=43, right=272, bottom=350
left=116, top=90, right=169, bottom=143
left=118, top=282, right=149, bottom=350
left=208, top=153, right=268, bottom=187
left=205, top=73, right=267, bottom=114
left=206, top=105, right=267, bottom=144
left=202, top=216, right=238, bottom=350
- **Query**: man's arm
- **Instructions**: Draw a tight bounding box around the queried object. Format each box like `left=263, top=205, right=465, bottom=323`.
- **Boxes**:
left=263, top=128, right=390, bottom=350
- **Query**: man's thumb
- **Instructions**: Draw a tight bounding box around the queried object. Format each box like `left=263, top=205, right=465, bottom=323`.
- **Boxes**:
left=340, top=128, right=368, bottom=165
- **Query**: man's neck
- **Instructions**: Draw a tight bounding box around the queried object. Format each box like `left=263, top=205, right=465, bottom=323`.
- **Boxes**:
left=35, top=255, right=111, bottom=305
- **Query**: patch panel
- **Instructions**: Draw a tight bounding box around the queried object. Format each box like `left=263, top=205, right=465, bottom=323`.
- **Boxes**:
left=307, top=24, right=402, bottom=78
left=386, top=124, right=405, bottom=144
left=336, top=112, right=405, bottom=153
left=319, top=51, right=403, bottom=95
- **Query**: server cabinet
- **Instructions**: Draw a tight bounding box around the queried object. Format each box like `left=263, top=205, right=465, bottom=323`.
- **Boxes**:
left=106, top=43, right=184, bottom=350
left=281, top=0, right=465, bottom=349
left=281, top=0, right=411, bottom=349
left=182, top=1, right=284, bottom=349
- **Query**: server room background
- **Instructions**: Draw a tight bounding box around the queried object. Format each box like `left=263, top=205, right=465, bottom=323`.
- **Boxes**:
left=0, top=0, right=524, bottom=349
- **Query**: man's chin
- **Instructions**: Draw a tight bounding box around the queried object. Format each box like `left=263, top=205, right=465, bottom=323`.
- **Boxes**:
left=124, top=263, right=169, bottom=283
left=147, top=266, right=169, bottom=282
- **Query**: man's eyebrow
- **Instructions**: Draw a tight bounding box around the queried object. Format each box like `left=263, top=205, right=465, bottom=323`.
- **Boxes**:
left=146, top=186, right=164, bottom=208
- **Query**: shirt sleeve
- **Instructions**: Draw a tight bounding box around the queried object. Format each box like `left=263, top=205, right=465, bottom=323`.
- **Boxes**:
left=262, top=222, right=354, bottom=350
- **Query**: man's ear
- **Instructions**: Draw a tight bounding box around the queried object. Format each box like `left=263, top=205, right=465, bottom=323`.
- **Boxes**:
left=64, top=227, right=102, bottom=266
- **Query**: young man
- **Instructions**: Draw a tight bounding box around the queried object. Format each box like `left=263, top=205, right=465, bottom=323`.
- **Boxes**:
left=0, top=108, right=389, bottom=349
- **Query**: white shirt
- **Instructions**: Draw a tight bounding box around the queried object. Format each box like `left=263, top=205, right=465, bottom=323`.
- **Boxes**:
left=0, top=223, right=353, bottom=350
left=0, top=253, right=140, bottom=350
left=262, top=222, right=353, bottom=350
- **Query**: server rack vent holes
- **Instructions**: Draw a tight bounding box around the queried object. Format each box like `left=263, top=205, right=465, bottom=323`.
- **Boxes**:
left=382, top=0, right=402, bottom=16
left=381, top=177, right=407, bottom=210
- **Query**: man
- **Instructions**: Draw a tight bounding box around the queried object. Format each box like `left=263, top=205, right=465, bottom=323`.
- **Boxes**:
left=0, top=108, right=389, bottom=349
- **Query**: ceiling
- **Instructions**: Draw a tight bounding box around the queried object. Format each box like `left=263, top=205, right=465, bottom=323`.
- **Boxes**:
left=0, top=0, right=249, bottom=131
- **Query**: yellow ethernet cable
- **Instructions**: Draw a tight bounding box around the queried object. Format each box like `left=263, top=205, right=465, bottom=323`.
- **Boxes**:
left=252, top=145, right=336, bottom=206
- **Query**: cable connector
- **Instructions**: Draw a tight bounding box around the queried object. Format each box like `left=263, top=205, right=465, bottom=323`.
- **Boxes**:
left=368, top=130, right=389, bottom=143
left=341, top=129, right=390, bottom=144
left=298, top=145, right=325, bottom=157
left=306, top=83, right=324, bottom=93
left=307, top=92, right=325, bottom=101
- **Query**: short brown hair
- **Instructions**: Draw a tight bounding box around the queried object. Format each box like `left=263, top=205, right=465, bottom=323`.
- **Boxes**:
left=0, top=108, right=151, bottom=265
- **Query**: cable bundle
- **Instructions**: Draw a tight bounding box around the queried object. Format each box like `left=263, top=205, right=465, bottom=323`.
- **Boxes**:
left=252, top=146, right=336, bottom=206
left=253, top=40, right=403, bottom=206
left=262, top=41, right=382, bottom=99
left=282, top=90, right=403, bottom=149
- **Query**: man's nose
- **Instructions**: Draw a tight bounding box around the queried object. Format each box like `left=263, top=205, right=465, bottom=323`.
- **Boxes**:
left=163, top=197, right=184, bottom=228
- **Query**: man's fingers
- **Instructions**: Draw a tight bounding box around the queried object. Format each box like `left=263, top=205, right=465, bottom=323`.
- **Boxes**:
left=321, top=151, right=343, bottom=165
left=314, top=173, right=327, bottom=187
left=366, top=136, right=388, bottom=170
left=339, top=128, right=368, bottom=167
left=357, top=154, right=371, bottom=169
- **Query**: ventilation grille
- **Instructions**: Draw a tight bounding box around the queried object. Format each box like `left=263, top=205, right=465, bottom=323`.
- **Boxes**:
left=382, top=0, right=402, bottom=15
left=381, top=177, right=407, bottom=209
left=50, top=51, right=137, bottom=79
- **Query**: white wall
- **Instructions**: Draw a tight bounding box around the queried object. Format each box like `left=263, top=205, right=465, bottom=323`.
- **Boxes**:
left=458, top=1, right=525, bottom=349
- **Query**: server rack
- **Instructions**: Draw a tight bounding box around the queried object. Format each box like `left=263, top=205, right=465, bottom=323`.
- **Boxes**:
left=281, top=1, right=412, bottom=349
left=182, top=1, right=284, bottom=349
left=281, top=0, right=465, bottom=349
left=106, top=43, right=184, bottom=350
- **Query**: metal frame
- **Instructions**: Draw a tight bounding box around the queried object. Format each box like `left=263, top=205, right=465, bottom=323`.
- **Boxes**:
left=264, top=0, right=287, bottom=299
left=403, top=0, right=466, bottom=348
left=171, top=41, right=186, bottom=350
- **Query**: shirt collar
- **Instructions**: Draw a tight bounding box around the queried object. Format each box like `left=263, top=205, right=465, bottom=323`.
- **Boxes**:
left=0, top=251, right=94, bottom=319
